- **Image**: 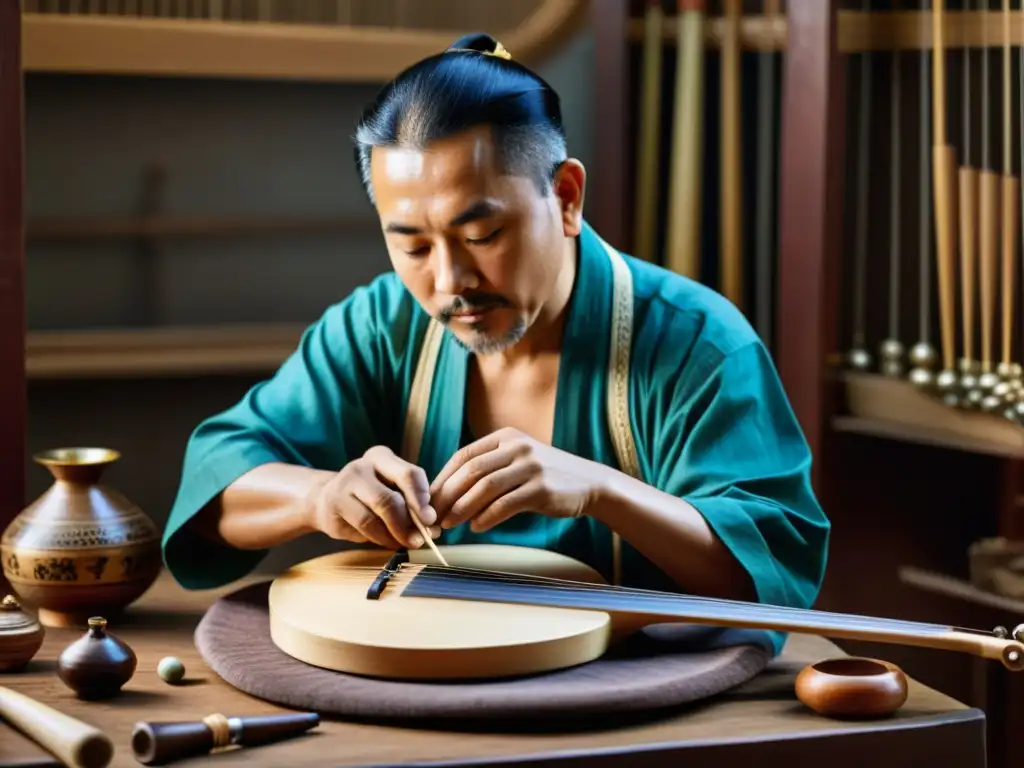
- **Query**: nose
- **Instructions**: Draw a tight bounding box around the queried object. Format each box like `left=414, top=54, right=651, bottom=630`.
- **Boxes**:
left=433, top=242, right=479, bottom=294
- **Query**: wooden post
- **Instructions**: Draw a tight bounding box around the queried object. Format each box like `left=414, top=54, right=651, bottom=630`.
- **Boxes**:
left=775, top=0, right=847, bottom=493
left=589, top=0, right=630, bottom=252
left=0, top=2, right=26, bottom=542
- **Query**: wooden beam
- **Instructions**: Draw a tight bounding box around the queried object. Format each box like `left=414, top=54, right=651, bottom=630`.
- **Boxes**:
left=20, top=2, right=589, bottom=82
left=24, top=214, right=378, bottom=242
left=0, top=2, right=25, bottom=537
left=775, top=0, right=846, bottom=493
left=626, top=11, right=1024, bottom=54
left=589, top=0, right=630, bottom=252
left=25, top=324, right=306, bottom=379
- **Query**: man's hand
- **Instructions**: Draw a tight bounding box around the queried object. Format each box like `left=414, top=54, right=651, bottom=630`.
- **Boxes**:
left=310, top=446, right=440, bottom=549
left=429, top=427, right=602, bottom=532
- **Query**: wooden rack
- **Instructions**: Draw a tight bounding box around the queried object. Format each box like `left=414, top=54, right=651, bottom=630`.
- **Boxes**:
left=627, top=10, right=1024, bottom=53
left=19, top=0, right=588, bottom=82
left=25, top=323, right=306, bottom=379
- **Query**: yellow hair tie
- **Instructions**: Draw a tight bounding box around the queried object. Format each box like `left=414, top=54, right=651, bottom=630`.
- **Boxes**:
left=448, top=42, right=512, bottom=61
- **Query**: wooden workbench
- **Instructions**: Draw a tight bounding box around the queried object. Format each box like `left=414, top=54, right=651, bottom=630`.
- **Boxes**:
left=0, top=571, right=988, bottom=767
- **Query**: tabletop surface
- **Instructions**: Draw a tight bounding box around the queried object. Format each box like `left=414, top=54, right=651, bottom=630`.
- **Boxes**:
left=0, top=570, right=984, bottom=767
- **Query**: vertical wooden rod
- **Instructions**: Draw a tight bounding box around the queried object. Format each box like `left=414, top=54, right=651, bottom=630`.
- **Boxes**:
left=776, top=0, right=846, bottom=490
left=0, top=1, right=26, bottom=570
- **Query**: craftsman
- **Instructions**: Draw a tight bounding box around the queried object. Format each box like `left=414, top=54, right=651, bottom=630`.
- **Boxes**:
left=161, top=33, right=830, bottom=654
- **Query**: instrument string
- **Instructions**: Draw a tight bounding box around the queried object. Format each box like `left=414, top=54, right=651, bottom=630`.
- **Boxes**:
left=401, top=567, right=970, bottom=638
left=294, top=562, right=980, bottom=634
left=288, top=561, right=1017, bottom=645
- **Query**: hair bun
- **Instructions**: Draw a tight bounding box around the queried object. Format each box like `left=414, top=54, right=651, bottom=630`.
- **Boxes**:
left=447, top=32, right=500, bottom=54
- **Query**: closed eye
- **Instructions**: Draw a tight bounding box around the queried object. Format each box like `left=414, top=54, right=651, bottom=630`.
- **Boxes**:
left=467, top=228, right=503, bottom=245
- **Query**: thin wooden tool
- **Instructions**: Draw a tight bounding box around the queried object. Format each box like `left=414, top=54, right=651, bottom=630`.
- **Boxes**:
left=409, top=512, right=449, bottom=567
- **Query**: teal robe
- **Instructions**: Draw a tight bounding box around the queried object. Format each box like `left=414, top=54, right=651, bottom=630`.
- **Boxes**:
left=162, top=220, right=830, bottom=656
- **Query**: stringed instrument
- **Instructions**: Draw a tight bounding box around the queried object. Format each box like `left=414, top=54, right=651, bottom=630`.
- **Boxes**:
left=268, top=544, right=1024, bottom=681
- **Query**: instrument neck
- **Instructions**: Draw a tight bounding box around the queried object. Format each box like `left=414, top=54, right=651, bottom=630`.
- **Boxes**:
left=398, top=565, right=1024, bottom=670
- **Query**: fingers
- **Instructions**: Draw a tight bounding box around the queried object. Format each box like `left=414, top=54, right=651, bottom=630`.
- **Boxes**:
left=350, top=479, right=430, bottom=549
left=432, top=442, right=519, bottom=521
left=429, top=433, right=503, bottom=498
left=365, top=445, right=436, bottom=526
left=440, top=460, right=533, bottom=530
left=468, top=481, right=539, bottom=533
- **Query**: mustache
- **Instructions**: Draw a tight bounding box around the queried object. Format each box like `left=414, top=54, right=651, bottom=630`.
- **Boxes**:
left=437, top=294, right=511, bottom=322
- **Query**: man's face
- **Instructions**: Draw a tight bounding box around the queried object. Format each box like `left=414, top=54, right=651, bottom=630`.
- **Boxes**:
left=369, top=126, right=584, bottom=355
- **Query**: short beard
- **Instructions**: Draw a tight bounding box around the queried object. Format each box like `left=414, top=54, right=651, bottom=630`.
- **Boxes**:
left=450, top=317, right=527, bottom=355
left=436, top=293, right=524, bottom=354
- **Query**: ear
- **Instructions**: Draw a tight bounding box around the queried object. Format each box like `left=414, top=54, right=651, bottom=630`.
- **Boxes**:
left=552, top=159, right=586, bottom=237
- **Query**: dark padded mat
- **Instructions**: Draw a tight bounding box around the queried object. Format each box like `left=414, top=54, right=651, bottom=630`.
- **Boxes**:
left=193, top=581, right=773, bottom=721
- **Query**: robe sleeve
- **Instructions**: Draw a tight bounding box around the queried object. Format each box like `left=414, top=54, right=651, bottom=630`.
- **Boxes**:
left=650, top=339, right=831, bottom=653
left=161, top=281, right=404, bottom=589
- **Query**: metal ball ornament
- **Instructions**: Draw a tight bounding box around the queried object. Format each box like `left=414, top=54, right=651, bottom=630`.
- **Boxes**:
left=958, top=358, right=979, bottom=398
left=993, top=380, right=1015, bottom=402
left=981, top=394, right=1003, bottom=413
left=909, top=342, right=937, bottom=369
left=978, top=371, right=1001, bottom=393
left=881, top=360, right=904, bottom=377
left=847, top=348, right=872, bottom=371
left=908, top=366, right=935, bottom=390
left=936, top=369, right=959, bottom=391
left=879, top=339, right=904, bottom=377
left=996, top=361, right=1019, bottom=381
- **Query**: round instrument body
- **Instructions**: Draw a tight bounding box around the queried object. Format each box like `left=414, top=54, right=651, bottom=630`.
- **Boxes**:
left=795, top=657, right=908, bottom=718
left=268, top=545, right=614, bottom=681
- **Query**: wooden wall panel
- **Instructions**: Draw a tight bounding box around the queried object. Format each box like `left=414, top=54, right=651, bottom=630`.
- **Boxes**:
left=0, top=3, right=26, bottom=550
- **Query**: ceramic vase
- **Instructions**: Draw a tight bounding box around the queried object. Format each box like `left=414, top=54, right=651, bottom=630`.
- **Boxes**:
left=0, top=448, right=162, bottom=628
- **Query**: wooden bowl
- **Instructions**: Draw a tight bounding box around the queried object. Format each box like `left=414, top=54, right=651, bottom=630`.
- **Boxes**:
left=795, top=657, right=908, bottom=718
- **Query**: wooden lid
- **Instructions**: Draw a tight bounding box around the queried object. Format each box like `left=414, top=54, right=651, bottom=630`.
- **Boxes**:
left=0, top=594, right=45, bottom=670
left=0, top=594, right=43, bottom=633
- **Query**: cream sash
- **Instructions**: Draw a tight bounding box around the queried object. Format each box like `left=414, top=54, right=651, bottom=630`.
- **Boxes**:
left=400, top=236, right=640, bottom=585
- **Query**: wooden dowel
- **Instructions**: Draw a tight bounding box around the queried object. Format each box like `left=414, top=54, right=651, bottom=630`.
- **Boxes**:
left=720, top=0, right=742, bottom=308
left=632, top=0, right=664, bottom=263
left=664, top=0, right=704, bottom=280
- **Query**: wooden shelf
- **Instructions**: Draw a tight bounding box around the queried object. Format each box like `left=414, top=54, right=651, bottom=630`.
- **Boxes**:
left=20, top=0, right=587, bottom=82
left=627, top=10, right=1024, bottom=53
left=26, top=323, right=307, bottom=379
left=832, top=416, right=1024, bottom=461
left=25, top=214, right=378, bottom=242
left=899, top=566, right=1024, bottom=619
